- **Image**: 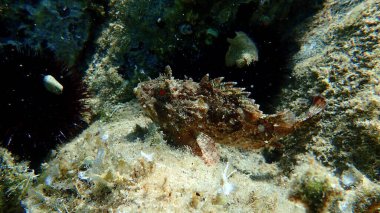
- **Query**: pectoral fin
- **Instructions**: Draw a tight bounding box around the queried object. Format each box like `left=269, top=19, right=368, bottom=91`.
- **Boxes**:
left=196, top=132, right=220, bottom=165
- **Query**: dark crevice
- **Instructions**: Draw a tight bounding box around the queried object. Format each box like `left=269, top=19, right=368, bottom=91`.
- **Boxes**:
left=74, top=0, right=111, bottom=73
left=165, top=0, right=324, bottom=114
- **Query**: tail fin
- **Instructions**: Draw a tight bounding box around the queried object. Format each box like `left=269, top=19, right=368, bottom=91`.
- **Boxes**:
left=257, top=96, right=326, bottom=146
left=298, top=95, right=326, bottom=122
left=275, top=95, right=326, bottom=137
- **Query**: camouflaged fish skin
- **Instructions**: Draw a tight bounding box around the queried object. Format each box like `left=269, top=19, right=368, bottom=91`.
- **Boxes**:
left=134, top=66, right=324, bottom=163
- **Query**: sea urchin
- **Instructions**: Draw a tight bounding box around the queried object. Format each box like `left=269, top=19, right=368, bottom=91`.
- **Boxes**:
left=0, top=45, right=89, bottom=169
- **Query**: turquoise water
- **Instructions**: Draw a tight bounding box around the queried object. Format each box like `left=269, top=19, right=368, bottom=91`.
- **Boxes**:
left=1, top=0, right=379, bottom=212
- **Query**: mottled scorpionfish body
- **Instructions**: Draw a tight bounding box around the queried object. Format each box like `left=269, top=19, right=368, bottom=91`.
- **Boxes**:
left=134, top=66, right=325, bottom=164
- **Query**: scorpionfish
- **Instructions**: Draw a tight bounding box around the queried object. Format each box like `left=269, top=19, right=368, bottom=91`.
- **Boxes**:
left=134, top=66, right=325, bottom=164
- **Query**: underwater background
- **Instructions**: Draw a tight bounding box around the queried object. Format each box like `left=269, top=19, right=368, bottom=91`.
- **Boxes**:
left=0, top=0, right=379, bottom=212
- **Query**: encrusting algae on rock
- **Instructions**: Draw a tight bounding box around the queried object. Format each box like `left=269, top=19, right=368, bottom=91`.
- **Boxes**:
left=134, top=66, right=326, bottom=164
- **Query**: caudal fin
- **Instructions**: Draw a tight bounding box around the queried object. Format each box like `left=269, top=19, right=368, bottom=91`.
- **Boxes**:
left=301, top=95, right=326, bottom=122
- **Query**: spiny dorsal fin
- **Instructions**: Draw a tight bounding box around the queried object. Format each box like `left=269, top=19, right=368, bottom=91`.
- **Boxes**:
left=221, top=81, right=238, bottom=88
left=198, top=75, right=250, bottom=98
left=200, top=74, right=210, bottom=84
left=211, top=77, right=224, bottom=86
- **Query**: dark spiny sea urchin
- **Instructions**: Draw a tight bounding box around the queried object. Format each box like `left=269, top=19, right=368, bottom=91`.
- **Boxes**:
left=0, top=45, right=89, bottom=169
